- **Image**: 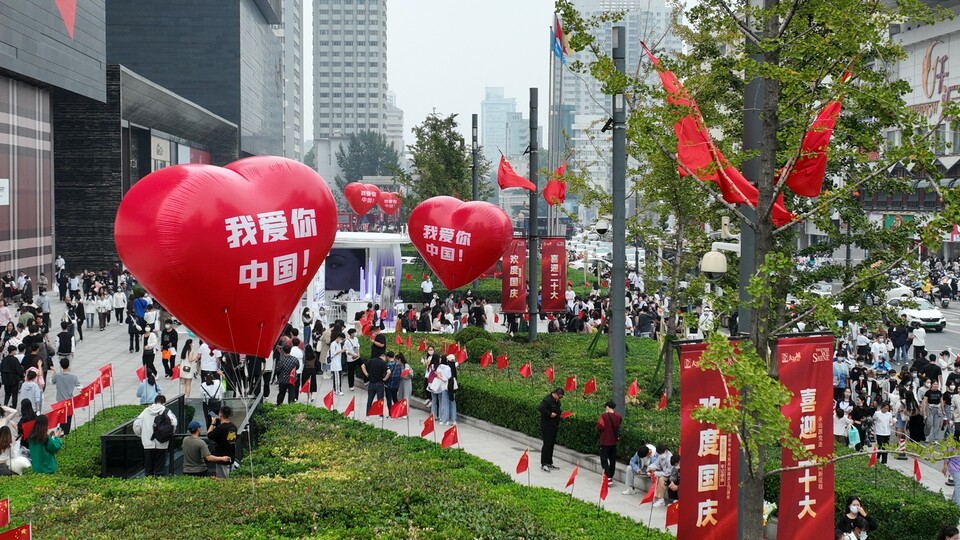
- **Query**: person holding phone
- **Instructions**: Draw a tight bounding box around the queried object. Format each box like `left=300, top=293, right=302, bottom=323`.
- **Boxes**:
left=27, top=414, right=63, bottom=474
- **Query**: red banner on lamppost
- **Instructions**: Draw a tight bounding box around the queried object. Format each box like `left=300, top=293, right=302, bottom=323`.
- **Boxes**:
left=777, top=334, right=835, bottom=540
left=541, top=237, right=567, bottom=312
left=677, top=341, right=739, bottom=540
left=501, top=238, right=527, bottom=313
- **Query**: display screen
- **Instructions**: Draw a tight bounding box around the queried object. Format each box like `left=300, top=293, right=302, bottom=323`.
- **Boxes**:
left=325, top=248, right=364, bottom=291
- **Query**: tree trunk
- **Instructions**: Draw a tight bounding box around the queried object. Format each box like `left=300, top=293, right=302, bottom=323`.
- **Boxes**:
left=663, top=220, right=685, bottom=397
left=741, top=445, right=767, bottom=540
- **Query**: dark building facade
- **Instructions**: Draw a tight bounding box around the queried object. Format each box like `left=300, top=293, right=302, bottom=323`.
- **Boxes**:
left=0, top=0, right=107, bottom=280
left=105, top=0, right=284, bottom=156
left=53, top=65, right=239, bottom=271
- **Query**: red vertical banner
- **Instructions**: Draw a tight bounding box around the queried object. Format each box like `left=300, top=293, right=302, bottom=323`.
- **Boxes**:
left=501, top=238, right=527, bottom=313
left=678, top=342, right=739, bottom=540
left=777, top=335, right=835, bottom=540
left=540, top=237, right=567, bottom=312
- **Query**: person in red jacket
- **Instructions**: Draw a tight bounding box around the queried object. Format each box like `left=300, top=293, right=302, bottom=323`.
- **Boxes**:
left=596, top=400, right=623, bottom=485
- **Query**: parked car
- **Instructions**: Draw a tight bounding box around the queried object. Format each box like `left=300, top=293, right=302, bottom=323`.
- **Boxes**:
left=887, top=297, right=946, bottom=332
left=884, top=281, right=914, bottom=301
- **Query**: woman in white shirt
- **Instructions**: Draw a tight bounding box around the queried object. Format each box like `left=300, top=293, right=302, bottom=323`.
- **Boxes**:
left=142, top=324, right=159, bottom=378
left=327, top=333, right=345, bottom=395
left=872, top=402, right=894, bottom=464
left=178, top=339, right=198, bottom=398
left=343, top=328, right=360, bottom=391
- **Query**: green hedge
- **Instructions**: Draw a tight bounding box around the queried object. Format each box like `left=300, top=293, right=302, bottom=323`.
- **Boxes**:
left=0, top=404, right=672, bottom=539
left=364, top=332, right=680, bottom=460
left=399, top=263, right=604, bottom=303
left=56, top=405, right=144, bottom=477
left=763, top=446, right=960, bottom=540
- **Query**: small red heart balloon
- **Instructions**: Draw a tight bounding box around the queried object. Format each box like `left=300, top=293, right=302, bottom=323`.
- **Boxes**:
left=115, top=156, right=337, bottom=357
left=344, top=183, right=381, bottom=215
left=407, top=196, right=513, bottom=290
left=378, top=191, right=402, bottom=215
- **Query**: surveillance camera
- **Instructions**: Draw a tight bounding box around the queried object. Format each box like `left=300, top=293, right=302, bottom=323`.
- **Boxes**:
left=701, top=251, right=728, bottom=282
left=595, top=219, right=609, bottom=236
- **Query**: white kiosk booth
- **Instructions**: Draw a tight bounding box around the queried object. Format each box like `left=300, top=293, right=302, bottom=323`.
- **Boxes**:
left=298, top=231, right=409, bottom=326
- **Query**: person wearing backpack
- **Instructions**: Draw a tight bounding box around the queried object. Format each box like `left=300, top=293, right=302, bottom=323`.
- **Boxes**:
left=596, top=400, right=623, bottom=485
left=132, top=394, right=178, bottom=476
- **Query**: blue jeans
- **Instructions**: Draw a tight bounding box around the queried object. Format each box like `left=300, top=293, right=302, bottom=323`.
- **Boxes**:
left=953, top=471, right=960, bottom=505
left=440, top=390, right=456, bottom=423
left=894, top=345, right=908, bottom=363
left=431, top=392, right=441, bottom=418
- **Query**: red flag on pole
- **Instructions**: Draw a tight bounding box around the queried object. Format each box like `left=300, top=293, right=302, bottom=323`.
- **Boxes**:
left=72, top=391, right=90, bottom=410
left=516, top=448, right=529, bottom=474
left=494, top=313, right=500, bottom=324
left=914, top=458, right=922, bottom=481
left=421, top=414, right=435, bottom=437
left=627, top=379, right=639, bottom=397
left=135, top=365, right=146, bottom=382
left=519, top=362, right=532, bottom=379
left=447, top=342, right=460, bottom=356
left=565, top=376, right=577, bottom=392
left=0, top=524, right=31, bottom=540
left=657, top=393, right=668, bottom=410
left=300, top=378, right=311, bottom=394
left=640, top=472, right=657, bottom=504
left=98, top=364, right=113, bottom=377
left=868, top=450, right=877, bottom=468
left=59, top=398, right=74, bottom=417
left=323, top=390, right=334, bottom=411
left=441, top=425, right=458, bottom=448
left=665, top=502, right=680, bottom=527
left=543, top=179, right=567, bottom=206
left=343, top=397, right=355, bottom=417
left=480, top=351, right=493, bottom=368
left=418, top=339, right=427, bottom=352
left=401, top=367, right=412, bottom=377
left=395, top=333, right=403, bottom=345
left=91, top=376, right=103, bottom=395
left=20, top=420, right=35, bottom=440
left=455, top=348, right=467, bottom=364
left=496, top=354, right=508, bottom=370
left=497, top=154, right=536, bottom=191
left=0, top=497, right=8, bottom=528
left=171, top=365, right=180, bottom=380
left=600, top=473, right=609, bottom=501
left=99, top=373, right=111, bottom=389
left=367, top=398, right=384, bottom=417
left=406, top=335, right=412, bottom=349
left=583, top=377, right=597, bottom=396
left=390, top=399, right=408, bottom=419
left=565, top=464, right=579, bottom=488
left=544, top=365, right=555, bottom=382
left=46, top=408, right=65, bottom=428
left=785, top=99, right=843, bottom=197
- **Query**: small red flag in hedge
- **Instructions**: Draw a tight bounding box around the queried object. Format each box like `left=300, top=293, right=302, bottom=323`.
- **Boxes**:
left=914, top=458, right=922, bottom=481
left=367, top=398, right=384, bottom=417
left=456, top=348, right=468, bottom=364
left=600, top=473, right=609, bottom=501
left=627, top=379, right=639, bottom=397
left=496, top=354, right=509, bottom=370
left=519, top=362, right=532, bottom=379
left=665, top=502, right=680, bottom=527
left=441, top=425, right=459, bottom=448
left=323, top=391, right=334, bottom=411
left=560, top=411, right=574, bottom=419
left=565, top=376, right=577, bottom=392
left=421, top=414, right=435, bottom=437
left=406, top=335, right=412, bottom=349
left=657, top=393, right=668, bottom=410
left=545, top=365, right=555, bottom=382
left=405, top=273, right=411, bottom=280
left=390, top=399, right=408, bottom=419
left=300, top=378, right=311, bottom=394
left=868, top=450, right=877, bottom=468
left=480, top=351, right=493, bottom=368
left=0, top=497, right=8, bottom=528
left=583, top=377, right=597, bottom=396
left=516, top=448, right=529, bottom=474
left=565, top=464, right=579, bottom=488
left=395, top=333, right=403, bottom=345
left=343, top=397, right=355, bottom=417
left=418, top=339, right=427, bottom=352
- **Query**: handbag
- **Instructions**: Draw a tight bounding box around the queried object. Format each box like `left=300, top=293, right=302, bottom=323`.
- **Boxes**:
left=847, top=425, right=861, bottom=447
left=428, top=376, right=445, bottom=394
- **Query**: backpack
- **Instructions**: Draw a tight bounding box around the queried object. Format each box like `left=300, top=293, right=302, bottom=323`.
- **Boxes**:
left=151, top=409, right=174, bottom=443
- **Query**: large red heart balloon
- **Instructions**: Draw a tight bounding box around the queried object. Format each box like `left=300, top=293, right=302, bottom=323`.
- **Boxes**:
left=344, top=183, right=381, bottom=215
left=407, top=196, right=513, bottom=290
left=115, top=156, right=337, bottom=357
left=378, top=191, right=401, bottom=215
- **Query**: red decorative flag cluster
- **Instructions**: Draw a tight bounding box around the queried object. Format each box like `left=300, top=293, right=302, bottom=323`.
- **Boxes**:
left=641, top=42, right=794, bottom=226
left=343, top=397, right=355, bottom=417
left=657, top=392, right=668, bottom=411
left=421, top=414, right=435, bottom=437
left=390, top=399, right=408, bottom=419
left=516, top=448, right=529, bottom=474
left=496, top=354, right=509, bottom=370
left=519, top=362, right=532, bottom=379
left=627, top=379, right=639, bottom=397
left=323, top=391, right=334, bottom=411
left=583, top=377, right=597, bottom=396
left=497, top=155, right=536, bottom=191
left=565, top=376, right=577, bottom=392
left=565, top=464, right=579, bottom=488
left=479, top=351, right=493, bottom=368
left=46, top=408, right=64, bottom=428
left=441, top=425, right=459, bottom=449
left=545, top=365, right=555, bottom=383
left=367, top=398, right=384, bottom=417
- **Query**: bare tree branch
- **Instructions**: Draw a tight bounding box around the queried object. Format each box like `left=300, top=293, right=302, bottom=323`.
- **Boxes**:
left=777, top=0, right=802, bottom=37
left=764, top=448, right=957, bottom=477
left=717, top=0, right=762, bottom=44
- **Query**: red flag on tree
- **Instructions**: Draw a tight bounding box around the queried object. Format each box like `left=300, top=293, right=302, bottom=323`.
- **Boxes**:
left=785, top=97, right=844, bottom=197
left=406, top=335, right=412, bottom=349
left=496, top=354, right=508, bottom=370
left=545, top=365, right=555, bottom=382
left=395, top=333, right=403, bottom=345
left=343, top=397, right=355, bottom=417
left=0, top=497, right=8, bottom=528
left=323, top=390, right=334, bottom=411
left=421, top=414, right=435, bottom=437
left=565, top=464, right=579, bottom=488
left=136, top=365, right=146, bottom=382
left=367, top=398, right=384, bottom=417
left=665, top=502, right=680, bottom=527
left=657, top=393, right=668, bottom=410
left=565, top=376, right=577, bottom=392
left=868, top=449, right=877, bottom=468
left=583, top=377, right=597, bottom=396
left=0, top=524, right=31, bottom=540
left=418, top=339, right=427, bottom=352
left=480, top=351, right=493, bottom=368
left=600, top=473, right=609, bottom=501
left=516, top=448, right=529, bottom=474
left=497, top=154, right=536, bottom=191
left=441, top=425, right=459, bottom=448
left=390, top=399, right=408, bottom=419
left=519, top=362, right=532, bottom=379
left=627, top=379, right=639, bottom=397
left=171, top=365, right=180, bottom=380
left=914, top=458, right=922, bottom=481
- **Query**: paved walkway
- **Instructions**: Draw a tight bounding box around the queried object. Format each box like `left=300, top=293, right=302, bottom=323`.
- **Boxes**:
left=34, top=293, right=957, bottom=534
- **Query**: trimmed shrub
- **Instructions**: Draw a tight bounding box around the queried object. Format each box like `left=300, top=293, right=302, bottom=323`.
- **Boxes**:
left=455, top=325, right=493, bottom=344
left=56, top=405, right=144, bottom=477
left=464, top=337, right=498, bottom=363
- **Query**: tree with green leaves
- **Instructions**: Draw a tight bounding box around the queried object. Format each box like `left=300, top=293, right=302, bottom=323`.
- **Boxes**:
left=302, top=145, right=316, bottom=170
left=397, top=113, right=492, bottom=215
left=558, top=0, right=958, bottom=536
left=334, top=130, right=401, bottom=193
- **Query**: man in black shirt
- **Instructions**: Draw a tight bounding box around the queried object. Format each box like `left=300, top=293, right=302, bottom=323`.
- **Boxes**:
left=159, top=319, right=178, bottom=378
left=56, top=321, right=75, bottom=362
left=470, top=301, right=486, bottom=330
left=274, top=345, right=299, bottom=405
left=0, top=345, right=23, bottom=406
left=207, top=405, right=238, bottom=479
left=538, top=388, right=565, bottom=471
left=362, top=351, right=391, bottom=417
left=369, top=326, right=387, bottom=359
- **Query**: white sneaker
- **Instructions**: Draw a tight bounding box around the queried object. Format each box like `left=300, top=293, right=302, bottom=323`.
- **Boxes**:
left=653, top=499, right=665, bottom=507
left=622, top=488, right=636, bottom=495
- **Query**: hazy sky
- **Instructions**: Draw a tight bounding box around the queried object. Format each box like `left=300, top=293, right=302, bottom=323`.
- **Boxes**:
left=303, top=0, right=556, bottom=145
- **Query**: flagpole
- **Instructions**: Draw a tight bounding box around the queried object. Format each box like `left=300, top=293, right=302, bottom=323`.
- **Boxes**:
left=406, top=404, right=410, bottom=437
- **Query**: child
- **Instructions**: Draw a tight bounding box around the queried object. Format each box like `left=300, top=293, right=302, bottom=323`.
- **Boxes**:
left=834, top=406, right=851, bottom=446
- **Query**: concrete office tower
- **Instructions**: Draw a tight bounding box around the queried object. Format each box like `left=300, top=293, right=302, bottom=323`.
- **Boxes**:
left=312, top=0, right=390, bottom=185
left=481, top=87, right=542, bottom=210
left=385, top=90, right=405, bottom=160
left=281, top=0, right=304, bottom=159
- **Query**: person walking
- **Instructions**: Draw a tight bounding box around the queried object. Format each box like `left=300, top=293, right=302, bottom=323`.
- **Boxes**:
left=596, top=400, right=622, bottom=484
left=112, top=288, right=126, bottom=325
left=125, top=308, right=142, bottom=353
left=142, top=324, right=158, bottom=377
left=327, top=334, right=345, bottom=395
left=179, top=339, right=198, bottom=398
left=132, top=394, right=177, bottom=477
left=538, top=388, right=564, bottom=472
left=301, top=307, right=313, bottom=342
left=0, top=345, right=22, bottom=407
left=136, top=373, right=162, bottom=405
left=200, top=373, right=223, bottom=429
left=274, top=344, right=299, bottom=405
left=159, top=319, right=178, bottom=379
left=49, top=358, right=78, bottom=434
left=181, top=420, right=230, bottom=477
left=397, top=353, right=413, bottom=403
left=96, top=292, right=110, bottom=331
left=872, top=402, right=894, bottom=464
left=924, top=380, right=947, bottom=442
left=361, top=350, right=390, bottom=417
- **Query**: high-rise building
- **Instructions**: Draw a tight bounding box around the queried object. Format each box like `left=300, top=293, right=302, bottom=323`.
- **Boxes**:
left=481, top=87, right=542, bottom=212
left=385, top=90, right=405, bottom=158
left=281, top=0, right=304, bottom=159
left=106, top=0, right=284, bottom=156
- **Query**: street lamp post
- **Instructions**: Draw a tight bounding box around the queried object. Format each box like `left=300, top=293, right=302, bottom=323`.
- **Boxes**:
left=527, top=88, right=540, bottom=342
left=472, top=113, right=480, bottom=291
left=610, top=26, right=627, bottom=413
